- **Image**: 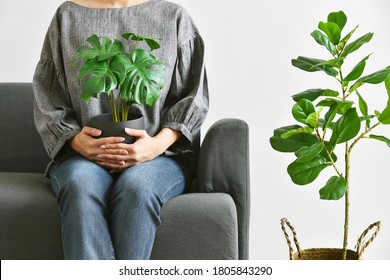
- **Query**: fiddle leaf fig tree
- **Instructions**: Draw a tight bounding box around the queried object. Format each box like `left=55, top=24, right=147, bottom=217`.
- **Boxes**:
left=270, top=11, right=390, bottom=259
left=72, top=32, right=165, bottom=122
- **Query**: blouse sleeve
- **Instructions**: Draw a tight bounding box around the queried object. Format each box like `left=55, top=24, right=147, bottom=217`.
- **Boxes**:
left=161, top=33, right=209, bottom=144
left=33, top=14, right=81, bottom=160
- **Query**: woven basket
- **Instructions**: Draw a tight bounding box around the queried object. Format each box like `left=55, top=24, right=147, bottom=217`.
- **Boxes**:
left=281, top=218, right=381, bottom=260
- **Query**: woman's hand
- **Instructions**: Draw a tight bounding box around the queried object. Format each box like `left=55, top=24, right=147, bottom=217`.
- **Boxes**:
left=68, top=127, right=128, bottom=164
left=97, top=127, right=182, bottom=172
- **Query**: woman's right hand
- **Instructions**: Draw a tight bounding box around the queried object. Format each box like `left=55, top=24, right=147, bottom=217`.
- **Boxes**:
left=68, top=127, right=128, bottom=165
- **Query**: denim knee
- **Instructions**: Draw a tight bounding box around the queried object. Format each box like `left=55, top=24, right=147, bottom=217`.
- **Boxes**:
left=50, top=155, right=113, bottom=206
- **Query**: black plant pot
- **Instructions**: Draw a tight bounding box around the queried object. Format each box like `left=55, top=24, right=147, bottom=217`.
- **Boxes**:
left=87, top=113, right=145, bottom=144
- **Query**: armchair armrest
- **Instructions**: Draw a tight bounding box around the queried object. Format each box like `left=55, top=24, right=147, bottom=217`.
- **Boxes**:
left=197, top=118, right=250, bottom=260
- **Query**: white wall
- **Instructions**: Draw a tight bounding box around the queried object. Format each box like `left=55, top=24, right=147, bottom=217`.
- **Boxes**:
left=1, top=0, right=389, bottom=259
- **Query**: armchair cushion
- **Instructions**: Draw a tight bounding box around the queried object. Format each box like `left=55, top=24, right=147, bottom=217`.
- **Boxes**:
left=0, top=172, right=63, bottom=259
left=151, top=193, right=238, bottom=260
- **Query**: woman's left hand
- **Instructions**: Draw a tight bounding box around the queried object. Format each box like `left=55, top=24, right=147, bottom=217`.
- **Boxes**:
left=97, top=127, right=181, bottom=172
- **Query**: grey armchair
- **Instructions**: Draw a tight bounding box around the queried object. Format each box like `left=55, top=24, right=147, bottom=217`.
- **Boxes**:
left=0, top=83, right=250, bottom=260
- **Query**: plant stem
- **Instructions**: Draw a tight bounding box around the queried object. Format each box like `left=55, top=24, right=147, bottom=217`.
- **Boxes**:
left=315, top=129, right=342, bottom=177
left=349, top=122, right=381, bottom=153
left=342, top=141, right=350, bottom=260
left=121, top=100, right=129, bottom=122
left=337, top=64, right=350, bottom=260
left=109, top=91, right=120, bottom=122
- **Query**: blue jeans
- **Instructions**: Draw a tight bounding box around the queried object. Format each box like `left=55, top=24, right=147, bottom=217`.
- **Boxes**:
left=50, top=154, right=189, bottom=260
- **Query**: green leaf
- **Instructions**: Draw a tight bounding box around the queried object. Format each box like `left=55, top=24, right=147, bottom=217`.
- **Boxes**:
left=369, top=135, right=390, bottom=147
left=316, top=98, right=353, bottom=114
left=97, top=39, right=124, bottom=61
left=343, top=54, right=371, bottom=82
left=109, top=54, right=130, bottom=84
left=330, top=108, right=361, bottom=145
left=385, top=72, right=390, bottom=96
left=358, top=68, right=390, bottom=84
left=292, top=88, right=338, bottom=102
left=341, top=32, right=374, bottom=58
left=318, top=21, right=341, bottom=45
left=349, top=68, right=390, bottom=92
left=310, top=57, right=345, bottom=69
left=319, top=175, right=347, bottom=200
left=121, top=49, right=165, bottom=106
left=381, top=73, right=390, bottom=124
left=305, top=107, right=323, bottom=128
left=311, top=30, right=337, bottom=55
left=77, top=59, right=118, bottom=98
left=287, top=156, right=330, bottom=185
left=270, top=125, right=319, bottom=153
left=379, top=105, right=390, bottom=124
left=122, top=32, right=161, bottom=51
left=81, top=73, right=106, bottom=99
left=292, top=99, right=315, bottom=123
left=292, top=56, right=338, bottom=77
left=323, top=103, right=338, bottom=130
left=327, top=11, right=347, bottom=32
left=72, top=35, right=124, bottom=67
left=295, top=143, right=324, bottom=163
left=356, top=91, right=368, bottom=116
left=323, top=89, right=340, bottom=98
left=86, top=34, right=101, bottom=49
left=73, top=46, right=100, bottom=61
left=281, top=126, right=314, bottom=139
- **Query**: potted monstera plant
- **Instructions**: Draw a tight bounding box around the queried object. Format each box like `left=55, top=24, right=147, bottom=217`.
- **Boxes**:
left=72, top=32, right=165, bottom=143
left=270, top=11, right=389, bottom=260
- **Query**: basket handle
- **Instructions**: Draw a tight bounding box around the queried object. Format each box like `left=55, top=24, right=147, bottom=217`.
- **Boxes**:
left=356, top=221, right=381, bottom=259
left=281, top=218, right=302, bottom=260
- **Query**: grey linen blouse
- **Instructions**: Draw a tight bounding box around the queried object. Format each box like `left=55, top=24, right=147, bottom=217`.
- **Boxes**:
left=33, top=0, right=209, bottom=173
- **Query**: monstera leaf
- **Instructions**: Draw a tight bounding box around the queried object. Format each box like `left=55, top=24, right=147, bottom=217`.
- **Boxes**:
left=122, top=33, right=161, bottom=51
left=120, top=49, right=165, bottom=106
left=72, top=35, right=124, bottom=65
left=77, top=59, right=118, bottom=101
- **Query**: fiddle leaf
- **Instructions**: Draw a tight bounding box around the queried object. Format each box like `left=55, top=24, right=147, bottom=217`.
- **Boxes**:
left=292, top=99, right=315, bottom=124
left=270, top=125, right=319, bottom=153
left=292, top=88, right=338, bottom=102
left=320, top=175, right=347, bottom=200
left=292, top=56, right=338, bottom=77
left=295, top=143, right=324, bottom=163
left=287, top=156, right=330, bottom=185
left=318, top=21, right=341, bottom=45
left=369, top=135, right=390, bottom=147
left=327, top=11, right=347, bottom=32
left=344, top=54, right=371, bottom=82
left=356, top=91, right=368, bottom=116
left=330, top=108, right=361, bottom=145
left=349, top=68, right=390, bottom=92
left=311, top=30, right=337, bottom=55
left=341, top=32, right=373, bottom=58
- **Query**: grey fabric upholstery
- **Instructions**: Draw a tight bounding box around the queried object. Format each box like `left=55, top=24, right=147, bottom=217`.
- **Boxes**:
left=0, top=83, right=250, bottom=260
left=0, top=83, right=50, bottom=173
left=0, top=173, right=63, bottom=259
left=151, top=193, right=238, bottom=260
left=198, top=119, right=250, bottom=260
